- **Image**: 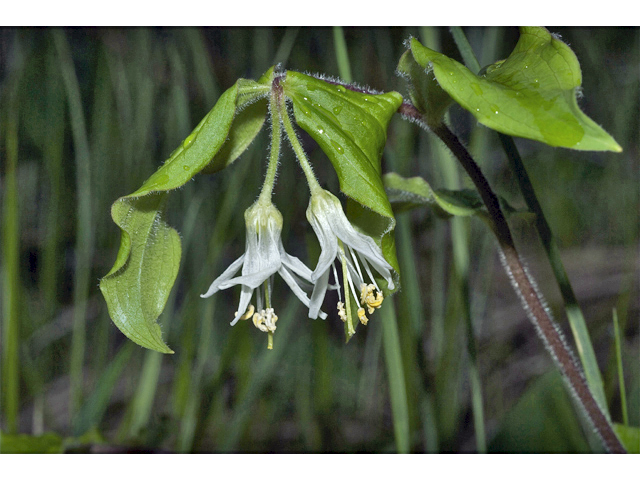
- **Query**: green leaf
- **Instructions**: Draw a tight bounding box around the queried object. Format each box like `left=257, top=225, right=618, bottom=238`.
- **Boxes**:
left=613, top=423, right=640, bottom=453
left=100, top=74, right=271, bottom=353
left=383, top=172, right=483, bottom=217
left=396, top=46, right=453, bottom=126
left=383, top=172, right=534, bottom=234
left=283, top=71, right=404, bottom=281
left=407, top=29, right=622, bottom=152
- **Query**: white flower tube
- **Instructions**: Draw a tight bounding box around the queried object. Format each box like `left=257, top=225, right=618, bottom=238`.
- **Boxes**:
left=306, top=188, right=394, bottom=330
left=201, top=201, right=327, bottom=328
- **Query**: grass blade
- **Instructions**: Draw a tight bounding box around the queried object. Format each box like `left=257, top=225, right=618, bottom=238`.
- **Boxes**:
left=613, top=308, right=629, bottom=426
left=380, top=300, right=410, bottom=453
left=1, top=33, right=22, bottom=434
left=52, top=29, right=94, bottom=422
left=333, top=27, right=353, bottom=83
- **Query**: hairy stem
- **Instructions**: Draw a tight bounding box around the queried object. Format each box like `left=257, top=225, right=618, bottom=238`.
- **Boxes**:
left=426, top=121, right=625, bottom=453
left=393, top=98, right=629, bottom=451
left=448, top=25, right=610, bottom=420
left=257, top=86, right=283, bottom=204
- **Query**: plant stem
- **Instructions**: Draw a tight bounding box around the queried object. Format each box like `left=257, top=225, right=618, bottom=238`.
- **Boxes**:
left=258, top=88, right=282, bottom=204
left=276, top=78, right=323, bottom=195
left=380, top=300, right=411, bottom=453
left=425, top=121, right=625, bottom=453
left=448, top=25, right=611, bottom=422
left=333, top=27, right=353, bottom=83
left=497, top=134, right=610, bottom=416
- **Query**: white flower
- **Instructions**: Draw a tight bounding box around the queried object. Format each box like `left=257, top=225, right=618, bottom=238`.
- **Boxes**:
left=306, top=189, right=395, bottom=329
left=201, top=200, right=326, bottom=329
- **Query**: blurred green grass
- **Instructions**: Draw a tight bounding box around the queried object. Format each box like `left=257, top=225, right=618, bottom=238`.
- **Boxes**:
left=0, top=27, right=638, bottom=452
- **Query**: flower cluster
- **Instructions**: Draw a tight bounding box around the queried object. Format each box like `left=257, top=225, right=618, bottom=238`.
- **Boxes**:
left=201, top=87, right=395, bottom=349
left=202, top=188, right=394, bottom=349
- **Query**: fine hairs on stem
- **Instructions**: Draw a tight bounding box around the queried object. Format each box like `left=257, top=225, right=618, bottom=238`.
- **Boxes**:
left=404, top=112, right=626, bottom=453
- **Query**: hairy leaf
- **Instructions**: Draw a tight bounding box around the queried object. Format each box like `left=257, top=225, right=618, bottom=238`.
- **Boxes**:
left=396, top=47, right=452, bottom=126
left=100, top=75, right=271, bottom=353
left=406, top=29, right=621, bottom=151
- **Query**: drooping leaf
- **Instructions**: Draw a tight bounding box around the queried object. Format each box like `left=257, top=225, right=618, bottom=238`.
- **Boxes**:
left=383, top=172, right=534, bottom=232
left=406, top=29, right=622, bottom=152
left=100, top=74, right=271, bottom=353
left=383, top=172, right=484, bottom=217
left=283, top=71, right=404, bottom=283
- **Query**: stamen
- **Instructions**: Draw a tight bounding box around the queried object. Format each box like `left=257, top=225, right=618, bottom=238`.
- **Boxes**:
left=337, top=301, right=347, bottom=322
left=359, top=253, right=381, bottom=291
left=235, top=304, right=255, bottom=320
left=343, top=256, right=361, bottom=307
left=338, top=240, right=356, bottom=338
left=252, top=311, right=267, bottom=332
left=348, top=246, right=365, bottom=284
left=359, top=283, right=384, bottom=315
left=357, top=307, right=369, bottom=325
left=264, top=308, right=278, bottom=332
left=332, top=262, right=342, bottom=301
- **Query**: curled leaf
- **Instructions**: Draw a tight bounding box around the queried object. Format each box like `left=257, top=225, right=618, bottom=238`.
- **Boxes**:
left=100, top=74, right=271, bottom=353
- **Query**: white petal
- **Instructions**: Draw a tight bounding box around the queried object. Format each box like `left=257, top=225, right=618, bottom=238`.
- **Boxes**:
left=307, top=205, right=338, bottom=282
left=217, top=264, right=279, bottom=290
left=279, top=243, right=314, bottom=282
left=279, top=265, right=328, bottom=320
left=201, top=254, right=245, bottom=298
left=230, top=285, right=254, bottom=326
left=308, top=269, right=330, bottom=319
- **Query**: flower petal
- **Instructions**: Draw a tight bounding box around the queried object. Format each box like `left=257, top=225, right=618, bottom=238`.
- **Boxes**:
left=279, top=265, right=328, bottom=320
left=308, top=268, right=331, bottom=319
left=201, top=253, right=245, bottom=298
left=230, top=284, right=254, bottom=326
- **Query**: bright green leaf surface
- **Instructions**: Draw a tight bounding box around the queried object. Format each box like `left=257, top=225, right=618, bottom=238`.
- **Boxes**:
left=100, top=194, right=180, bottom=353
left=408, top=29, right=621, bottom=151
left=283, top=71, right=403, bottom=281
left=100, top=75, right=271, bottom=353
left=613, top=423, right=640, bottom=453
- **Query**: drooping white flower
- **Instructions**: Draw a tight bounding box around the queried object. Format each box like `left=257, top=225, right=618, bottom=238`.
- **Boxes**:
left=305, top=189, right=395, bottom=331
left=201, top=200, right=326, bottom=331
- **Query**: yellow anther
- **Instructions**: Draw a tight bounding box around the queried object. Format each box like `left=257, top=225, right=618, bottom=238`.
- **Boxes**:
left=264, top=308, right=278, bottom=332
left=252, top=308, right=277, bottom=334
left=357, top=307, right=369, bottom=325
left=360, top=284, right=384, bottom=314
left=252, top=312, right=268, bottom=332
left=235, top=304, right=255, bottom=320
left=337, top=302, right=347, bottom=322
